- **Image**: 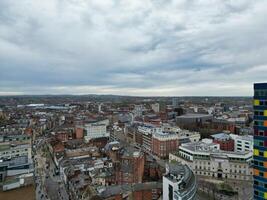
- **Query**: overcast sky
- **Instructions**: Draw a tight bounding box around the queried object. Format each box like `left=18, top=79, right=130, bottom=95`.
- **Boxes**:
left=0, top=0, right=266, bottom=96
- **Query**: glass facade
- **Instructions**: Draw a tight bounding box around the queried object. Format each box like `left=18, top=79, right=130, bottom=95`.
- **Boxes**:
left=254, top=83, right=267, bottom=200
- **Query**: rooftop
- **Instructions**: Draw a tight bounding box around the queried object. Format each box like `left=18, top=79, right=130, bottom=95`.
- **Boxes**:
left=211, top=133, right=231, bottom=141
left=176, top=113, right=212, bottom=118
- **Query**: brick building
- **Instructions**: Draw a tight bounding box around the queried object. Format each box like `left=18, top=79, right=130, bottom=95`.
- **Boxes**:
left=152, top=131, right=179, bottom=159
left=211, top=133, right=235, bottom=151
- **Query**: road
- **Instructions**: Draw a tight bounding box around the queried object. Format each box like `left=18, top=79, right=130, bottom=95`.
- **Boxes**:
left=33, top=136, right=69, bottom=200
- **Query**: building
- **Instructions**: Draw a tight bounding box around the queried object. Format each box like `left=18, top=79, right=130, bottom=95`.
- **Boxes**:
left=162, top=126, right=200, bottom=143
left=176, top=114, right=212, bottom=128
left=169, top=140, right=253, bottom=181
left=163, top=163, right=197, bottom=200
left=99, top=182, right=162, bottom=200
left=0, top=134, right=33, bottom=190
left=230, top=134, right=253, bottom=152
left=152, top=131, right=179, bottom=159
left=75, top=127, right=84, bottom=139
left=211, top=133, right=235, bottom=151
left=133, top=105, right=144, bottom=117
left=137, top=125, right=161, bottom=152
left=83, top=119, right=109, bottom=142
left=253, top=83, right=267, bottom=200
left=172, top=98, right=179, bottom=108
left=151, top=103, right=160, bottom=113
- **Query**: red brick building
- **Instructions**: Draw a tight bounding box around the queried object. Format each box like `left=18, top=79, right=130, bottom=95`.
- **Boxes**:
left=75, top=127, right=84, bottom=139
left=152, top=132, right=179, bottom=159
left=211, top=133, right=234, bottom=151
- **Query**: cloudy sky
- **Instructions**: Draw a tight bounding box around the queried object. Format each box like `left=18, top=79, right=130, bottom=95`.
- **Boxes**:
left=0, top=0, right=267, bottom=96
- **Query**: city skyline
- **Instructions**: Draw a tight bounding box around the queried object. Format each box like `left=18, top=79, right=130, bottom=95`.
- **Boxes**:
left=1, top=0, right=267, bottom=96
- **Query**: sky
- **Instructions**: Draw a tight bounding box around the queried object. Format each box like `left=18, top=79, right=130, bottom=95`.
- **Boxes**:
left=0, top=0, right=267, bottom=96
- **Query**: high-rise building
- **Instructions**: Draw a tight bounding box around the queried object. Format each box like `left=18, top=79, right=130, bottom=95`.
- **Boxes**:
left=253, top=83, right=267, bottom=200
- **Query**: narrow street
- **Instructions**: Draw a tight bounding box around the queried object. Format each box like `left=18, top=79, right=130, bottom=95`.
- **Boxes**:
left=33, top=137, right=69, bottom=200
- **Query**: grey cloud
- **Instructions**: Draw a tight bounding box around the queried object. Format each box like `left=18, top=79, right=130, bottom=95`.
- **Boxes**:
left=0, top=0, right=266, bottom=96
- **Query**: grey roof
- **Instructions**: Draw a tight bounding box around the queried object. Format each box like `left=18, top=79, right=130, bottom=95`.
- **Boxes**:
left=176, top=113, right=212, bottom=118
left=211, top=133, right=231, bottom=140
left=99, top=182, right=162, bottom=198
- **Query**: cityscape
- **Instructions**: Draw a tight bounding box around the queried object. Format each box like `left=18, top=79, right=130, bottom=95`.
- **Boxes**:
left=0, top=88, right=264, bottom=200
left=1, top=1, right=267, bottom=200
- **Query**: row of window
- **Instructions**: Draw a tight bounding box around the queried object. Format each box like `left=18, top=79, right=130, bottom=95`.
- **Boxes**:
left=254, top=180, right=267, bottom=188
left=254, top=99, right=267, bottom=106
left=254, top=139, right=267, bottom=147
left=0, top=148, right=28, bottom=155
left=254, top=169, right=267, bottom=178
left=254, top=160, right=267, bottom=168
left=195, top=171, right=252, bottom=178
left=254, top=120, right=267, bottom=126
left=237, top=140, right=250, bottom=145
left=255, top=89, right=267, bottom=97
left=255, top=110, right=267, bottom=116
left=254, top=149, right=267, bottom=157
left=254, top=190, right=267, bottom=199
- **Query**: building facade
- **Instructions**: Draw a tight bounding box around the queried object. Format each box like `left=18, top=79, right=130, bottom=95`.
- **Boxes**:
left=83, top=120, right=109, bottom=142
left=230, top=134, right=253, bottom=152
left=163, top=163, right=197, bottom=200
left=169, top=140, right=253, bottom=181
left=211, top=133, right=235, bottom=151
left=152, top=132, right=179, bottom=159
left=253, top=83, right=267, bottom=200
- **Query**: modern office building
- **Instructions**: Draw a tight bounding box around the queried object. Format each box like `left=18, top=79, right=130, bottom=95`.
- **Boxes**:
left=253, top=83, right=267, bottom=200
left=163, top=163, right=197, bottom=200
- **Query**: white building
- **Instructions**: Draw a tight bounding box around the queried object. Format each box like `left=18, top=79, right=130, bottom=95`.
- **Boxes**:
left=162, top=125, right=201, bottom=143
left=84, top=119, right=109, bottom=142
left=163, top=163, right=197, bottom=200
left=230, top=134, right=253, bottom=152
left=151, top=103, right=160, bottom=113
left=169, top=140, right=253, bottom=181
left=133, top=105, right=144, bottom=117
left=137, top=125, right=161, bottom=151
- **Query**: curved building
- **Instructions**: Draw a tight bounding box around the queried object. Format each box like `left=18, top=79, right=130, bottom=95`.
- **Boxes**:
left=163, top=163, right=197, bottom=200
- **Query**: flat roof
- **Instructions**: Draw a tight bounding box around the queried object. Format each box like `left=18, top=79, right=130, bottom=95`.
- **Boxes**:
left=211, top=133, right=231, bottom=140
left=176, top=113, right=212, bottom=118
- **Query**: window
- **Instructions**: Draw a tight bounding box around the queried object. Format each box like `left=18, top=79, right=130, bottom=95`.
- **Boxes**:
left=168, top=184, right=173, bottom=200
left=259, top=130, right=264, bottom=136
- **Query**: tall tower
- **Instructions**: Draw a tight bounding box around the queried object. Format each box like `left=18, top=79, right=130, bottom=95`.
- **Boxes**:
left=254, top=83, right=267, bottom=200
